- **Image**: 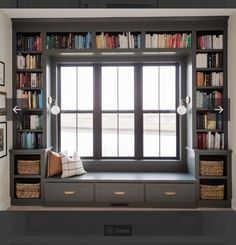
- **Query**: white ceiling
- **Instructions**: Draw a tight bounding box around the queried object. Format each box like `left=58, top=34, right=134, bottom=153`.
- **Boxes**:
left=2, top=8, right=236, bottom=18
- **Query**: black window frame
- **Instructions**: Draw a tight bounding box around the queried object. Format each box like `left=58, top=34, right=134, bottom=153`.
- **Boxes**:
left=50, top=55, right=187, bottom=172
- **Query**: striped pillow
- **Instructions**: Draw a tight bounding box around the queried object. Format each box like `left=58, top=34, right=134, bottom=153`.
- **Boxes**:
left=61, top=152, right=87, bottom=178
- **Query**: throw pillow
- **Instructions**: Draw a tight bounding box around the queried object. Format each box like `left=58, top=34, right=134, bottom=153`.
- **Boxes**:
left=47, top=150, right=62, bottom=177
left=61, top=151, right=87, bottom=178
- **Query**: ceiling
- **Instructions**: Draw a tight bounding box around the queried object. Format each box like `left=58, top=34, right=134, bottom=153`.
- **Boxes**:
left=2, top=8, right=236, bottom=18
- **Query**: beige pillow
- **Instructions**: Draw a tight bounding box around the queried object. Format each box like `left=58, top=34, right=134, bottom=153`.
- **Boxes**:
left=47, top=150, right=62, bottom=177
left=61, top=151, right=86, bottom=178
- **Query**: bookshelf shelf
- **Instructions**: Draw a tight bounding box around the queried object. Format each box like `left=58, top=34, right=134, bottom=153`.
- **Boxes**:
left=17, top=129, right=43, bottom=133
left=196, top=49, right=223, bottom=53
left=196, top=129, right=224, bottom=133
left=196, top=86, right=223, bottom=90
left=14, top=175, right=41, bottom=179
left=16, top=69, right=43, bottom=72
left=17, top=87, right=43, bottom=91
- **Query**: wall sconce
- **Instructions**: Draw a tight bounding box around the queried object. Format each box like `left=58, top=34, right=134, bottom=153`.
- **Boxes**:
left=177, top=96, right=191, bottom=115
left=48, top=96, right=60, bottom=115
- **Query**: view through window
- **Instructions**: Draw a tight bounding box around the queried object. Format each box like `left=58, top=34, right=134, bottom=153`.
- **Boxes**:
left=59, top=64, right=178, bottom=159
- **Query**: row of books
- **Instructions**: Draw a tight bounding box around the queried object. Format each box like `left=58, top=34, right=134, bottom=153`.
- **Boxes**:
left=17, top=54, right=42, bottom=70
left=197, top=34, right=223, bottom=50
left=145, top=33, right=192, bottom=48
left=46, top=32, right=92, bottom=49
left=197, top=112, right=222, bottom=130
left=96, top=32, right=141, bottom=49
left=196, top=90, right=223, bottom=108
left=197, top=132, right=224, bottom=149
left=196, top=53, right=223, bottom=69
left=17, top=34, right=42, bottom=51
left=196, top=72, right=223, bottom=87
left=16, top=115, right=43, bottom=130
left=16, top=90, right=43, bottom=109
left=17, top=72, right=43, bottom=88
left=17, top=132, right=43, bottom=149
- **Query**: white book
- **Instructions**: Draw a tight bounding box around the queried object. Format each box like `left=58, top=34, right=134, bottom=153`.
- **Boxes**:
left=17, top=55, right=25, bottom=69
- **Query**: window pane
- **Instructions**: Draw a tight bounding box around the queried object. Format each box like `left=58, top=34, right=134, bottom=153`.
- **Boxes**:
left=160, top=66, right=176, bottom=110
left=160, top=113, right=176, bottom=157
left=118, top=67, right=134, bottom=110
left=102, top=67, right=117, bottom=110
left=143, top=113, right=159, bottom=157
left=78, top=67, right=93, bottom=110
left=77, top=114, right=93, bottom=157
left=119, top=114, right=134, bottom=157
left=143, top=66, right=159, bottom=110
left=60, top=113, right=76, bottom=156
left=61, top=67, right=76, bottom=110
left=102, top=113, right=118, bottom=156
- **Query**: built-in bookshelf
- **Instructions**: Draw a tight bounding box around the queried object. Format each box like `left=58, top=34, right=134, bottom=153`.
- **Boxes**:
left=195, top=30, right=225, bottom=151
left=189, top=29, right=231, bottom=207
left=11, top=17, right=231, bottom=208
left=11, top=32, right=48, bottom=205
left=15, top=32, right=44, bottom=151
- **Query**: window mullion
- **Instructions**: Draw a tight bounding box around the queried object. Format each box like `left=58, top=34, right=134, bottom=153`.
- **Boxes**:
left=158, top=66, right=161, bottom=157
left=94, top=65, right=102, bottom=159
left=135, top=64, right=143, bottom=159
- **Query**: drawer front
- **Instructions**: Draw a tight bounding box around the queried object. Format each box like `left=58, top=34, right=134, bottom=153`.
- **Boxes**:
left=146, top=184, right=195, bottom=203
left=96, top=183, right=144, bottom=203
left=45, top=183, right=93, bottom=203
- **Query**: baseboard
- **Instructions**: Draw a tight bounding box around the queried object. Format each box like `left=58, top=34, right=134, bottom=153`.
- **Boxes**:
left=0, top=196, right=11, bottom=210
left=232, top=198, right=236, bottom=211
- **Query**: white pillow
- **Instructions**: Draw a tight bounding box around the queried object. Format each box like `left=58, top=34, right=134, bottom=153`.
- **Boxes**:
left=61, top=151, right=87, bottom=178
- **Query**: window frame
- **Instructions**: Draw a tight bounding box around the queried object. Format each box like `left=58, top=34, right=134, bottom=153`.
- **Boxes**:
left=51, top=55, right=187, bottom=171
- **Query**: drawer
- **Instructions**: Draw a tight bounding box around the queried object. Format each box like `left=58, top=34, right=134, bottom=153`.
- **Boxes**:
left=45, top=183, right=93, bottom=203
left=146, top=184, right=195, bottom=203
left=96, top=183, right=144, bottom=203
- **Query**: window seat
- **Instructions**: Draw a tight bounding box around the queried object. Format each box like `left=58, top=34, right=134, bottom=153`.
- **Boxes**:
left=43, top=172, right=196, bottom=208
left=44, top=172, right=196, bottom=182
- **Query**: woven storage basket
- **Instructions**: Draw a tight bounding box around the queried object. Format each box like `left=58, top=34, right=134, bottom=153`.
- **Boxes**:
left=16, top=183, right=40, bottom=199
left=200, top=160, right=224, bottom=176
left=200, top=184, right=224, bottom=200
left=17, top=160, right=40, bottom=175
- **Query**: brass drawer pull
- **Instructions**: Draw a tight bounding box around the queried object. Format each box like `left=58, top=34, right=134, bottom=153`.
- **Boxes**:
left=64, top=191, right=76, bottom=196
left=164, top=191, right=177, bottom=196
left=114, top=191, right=126, bottom=196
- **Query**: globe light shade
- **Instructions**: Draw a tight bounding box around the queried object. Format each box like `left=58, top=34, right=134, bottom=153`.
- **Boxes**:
left=51, top=104, right=60, bottom=115
left=177, top=103, right=187, bottom=115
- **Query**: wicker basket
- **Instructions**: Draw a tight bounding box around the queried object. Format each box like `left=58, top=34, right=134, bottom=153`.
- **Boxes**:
left=200, top=184, right=224, bottom=200
left=17, top=160, right=40, bottom=175
left=16, top=183, right=40, bottom=199
left=199, top=160, right=224, bottom=176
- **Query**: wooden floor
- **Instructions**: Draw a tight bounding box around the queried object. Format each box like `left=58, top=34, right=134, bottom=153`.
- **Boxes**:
left=8, top=206, right=233, bottom=211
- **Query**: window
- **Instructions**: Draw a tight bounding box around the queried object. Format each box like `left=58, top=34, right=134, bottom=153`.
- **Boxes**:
left=59, top=63, right=179, bottom=159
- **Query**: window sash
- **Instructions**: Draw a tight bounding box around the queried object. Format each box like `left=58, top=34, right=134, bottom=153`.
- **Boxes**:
left=58, top=63, right=179, bottom=159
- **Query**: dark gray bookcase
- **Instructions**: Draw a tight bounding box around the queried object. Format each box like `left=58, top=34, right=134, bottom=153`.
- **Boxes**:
left=10, top=17, right=231, bottom=207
